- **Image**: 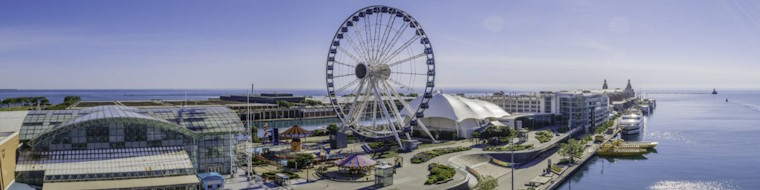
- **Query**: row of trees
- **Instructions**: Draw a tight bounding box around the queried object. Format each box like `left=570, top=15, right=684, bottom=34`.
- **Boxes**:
left=300, top=99, right=322, bottom=106
left=47, top=96, right=81, bottom=110
left=1, top=97, right=50, bottom=107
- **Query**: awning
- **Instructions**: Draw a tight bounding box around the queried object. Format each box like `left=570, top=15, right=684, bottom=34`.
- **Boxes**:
left=41, top=175, right=199, bottom=190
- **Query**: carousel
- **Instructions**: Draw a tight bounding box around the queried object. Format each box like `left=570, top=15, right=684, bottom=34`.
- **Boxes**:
left=280, top=125, right=312, bottom=152
left=335, top=154, right=378, bottom=175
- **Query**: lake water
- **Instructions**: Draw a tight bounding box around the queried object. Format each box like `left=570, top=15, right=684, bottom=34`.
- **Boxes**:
left=558, top=90, right=760, bottom=190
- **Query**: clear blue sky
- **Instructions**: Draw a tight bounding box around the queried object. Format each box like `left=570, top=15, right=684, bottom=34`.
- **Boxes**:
left=1, top=0, right=759, bottom=90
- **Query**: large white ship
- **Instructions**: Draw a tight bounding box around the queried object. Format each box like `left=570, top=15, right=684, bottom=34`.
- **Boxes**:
left=620, top=111, right=643, bottom=135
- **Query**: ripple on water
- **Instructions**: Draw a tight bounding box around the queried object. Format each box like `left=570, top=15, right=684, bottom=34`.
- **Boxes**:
left=646, top=131, right=699, bottom=146
left=649, top=180, right=739, bottom=190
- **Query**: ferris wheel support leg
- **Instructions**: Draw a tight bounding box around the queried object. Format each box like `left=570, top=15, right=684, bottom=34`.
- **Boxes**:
left=381, top=80, right=438, bottom=143
left=416, top=121, right=438, bottom=143
left=372, top=79, right=404, bottom=148
left=340, top=79, right=366, bottom=131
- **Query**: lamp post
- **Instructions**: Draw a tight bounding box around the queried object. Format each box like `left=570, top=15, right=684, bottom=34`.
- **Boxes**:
left=307, top=160, right=312, bottom=182
left=511, top=135, right=514, bottom=190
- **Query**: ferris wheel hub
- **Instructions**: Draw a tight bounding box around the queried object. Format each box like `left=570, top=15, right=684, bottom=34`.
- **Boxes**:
left=369, top=64, right=391, bottom=80
left=355, top=63, right=368, bottom=79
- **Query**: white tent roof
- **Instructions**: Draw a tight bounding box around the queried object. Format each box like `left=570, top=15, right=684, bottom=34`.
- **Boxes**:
left=402, top=92, right=510, bottom=122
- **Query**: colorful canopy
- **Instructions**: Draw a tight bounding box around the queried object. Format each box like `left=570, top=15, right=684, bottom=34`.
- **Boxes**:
left=336, top=154, right=377, bottom=168
left=280, top=125, right=312, bottom=138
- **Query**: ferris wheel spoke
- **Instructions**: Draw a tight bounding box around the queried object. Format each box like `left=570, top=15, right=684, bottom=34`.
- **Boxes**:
left=336, top=78, right=361, bottom=94
left=377, top=14, right=400, bottom=64
left=392, top=71, right=427, bottom=76
left=387, top=77, right=414, bottom=91
left=372, top=13, right=383, bottom=63
left=332, top=73, right=355, bottom=79
left=351, top=18, right=372, bottom=61
left=345, top=30, right=374, bottom=62
left=378, top=23, right=409, bottom=64
left=342, top=35, right=371, bottom=62
left=380, top=35, right=421, bottom=65
left=336, top=47, right=364, bottom=65
left=362, top=14, right=375, bottom=63
left=388, top=52, right=427, bottom=67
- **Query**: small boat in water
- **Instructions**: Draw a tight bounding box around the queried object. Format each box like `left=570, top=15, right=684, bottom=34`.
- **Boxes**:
left=712, top=88, right=718, bottom=94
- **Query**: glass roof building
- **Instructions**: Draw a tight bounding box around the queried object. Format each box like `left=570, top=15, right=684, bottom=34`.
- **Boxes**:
left=14, top=106, right=244, bottom=188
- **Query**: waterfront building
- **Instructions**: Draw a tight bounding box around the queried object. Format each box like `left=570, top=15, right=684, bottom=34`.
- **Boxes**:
left=590, top=79, right=637, bottom=112
left=497, top=113, right=564, bottom=130
left=477, top=90, right=610, bottom=132
left=402, top=92, right=510, bottom=139
left=8, top=105, right=244, bottom=188
left=475, top=91, right=558, bottom=114
left=220, top=93, right=305, bottom=104
left=557, top=90, right=611, bottom=131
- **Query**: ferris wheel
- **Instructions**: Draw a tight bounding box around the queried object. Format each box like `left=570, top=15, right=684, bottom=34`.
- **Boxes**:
left=325, top=5, right=437, bottom=148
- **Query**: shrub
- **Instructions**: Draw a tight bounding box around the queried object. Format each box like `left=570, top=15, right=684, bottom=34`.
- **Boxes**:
left=411, top=146, right=471, bottom=164
left=557, top=126, right=570, bottom=133
left=484, top=144, right=534, bottom=151
left=425, top=163, right=455, bottom=185
left=312, top=129, right=328, bottom=136
left=550, top=164, right=563, bottom=174
left=535, top=130, right=553, bottom=143
left=368, top=142, right=385, bottom=149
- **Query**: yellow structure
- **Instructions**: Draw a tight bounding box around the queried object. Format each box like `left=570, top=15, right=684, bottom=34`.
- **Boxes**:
left=290, top=138, right=302, bottom=152
left=0, top=132, right=19, bottom=190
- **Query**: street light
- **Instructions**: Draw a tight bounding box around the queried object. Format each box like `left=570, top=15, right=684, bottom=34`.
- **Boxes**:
left=307, top=160, right=312, bottom=182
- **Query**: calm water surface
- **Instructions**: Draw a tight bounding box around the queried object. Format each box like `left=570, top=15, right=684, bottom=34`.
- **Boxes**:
left=558, top=91, right=760, bottom=190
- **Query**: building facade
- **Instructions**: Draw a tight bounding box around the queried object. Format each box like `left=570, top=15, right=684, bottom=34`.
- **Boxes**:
left=557, top=90, right=611, bottom=131
left=13, top=106, right=244, bottom=188
left=475, top=91, right=558, bottom=114
left=477, top=90, right=611, bottom=132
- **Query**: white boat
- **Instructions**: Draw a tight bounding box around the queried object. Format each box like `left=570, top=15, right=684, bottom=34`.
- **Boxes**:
left=620, top=112, right=643, bottom=135
left=640, top=105, right=650, bottom=115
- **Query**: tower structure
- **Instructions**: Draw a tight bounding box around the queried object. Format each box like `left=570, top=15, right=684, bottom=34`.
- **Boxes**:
left=602, top=79, right=608, bottom=89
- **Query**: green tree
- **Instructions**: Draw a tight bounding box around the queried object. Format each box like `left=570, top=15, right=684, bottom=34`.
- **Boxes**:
left=250, top=126, right=261, bottom=143
left=327, top=123, right=340, bottom=134
left=474, top=175, right=499, bottom=190
left=558, top=139, right=583, bottom=159
left=276, top=100, right=293, bottom=108
left=300, top=99, right=322, bottom=106
left=293, top=153, right=315, bottom=169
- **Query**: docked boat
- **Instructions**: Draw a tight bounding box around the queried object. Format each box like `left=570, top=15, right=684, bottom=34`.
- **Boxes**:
left=640, top=105, right=650, bottom=115
left=597, top=143, right=647, bottom=156
left=597, top=140, right=657, bottom=156
left=619, top=112, right=643, bottom=135
left=619, top=141, right=658, bottom=149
